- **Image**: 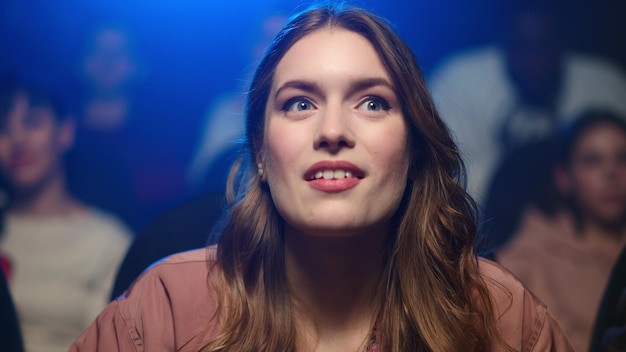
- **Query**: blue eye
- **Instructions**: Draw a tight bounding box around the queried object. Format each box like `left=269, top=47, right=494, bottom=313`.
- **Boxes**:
left=283, top=98, right=315, bottom=112
left=357, top=97, right=390, bottom=112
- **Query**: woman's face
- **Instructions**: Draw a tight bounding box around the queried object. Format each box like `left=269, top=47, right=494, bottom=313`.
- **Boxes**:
left=0, top=94, right=73, bottom=192
left=565, top=123, right=626, bottom=226
left=262, top=28, right=410, bottom=237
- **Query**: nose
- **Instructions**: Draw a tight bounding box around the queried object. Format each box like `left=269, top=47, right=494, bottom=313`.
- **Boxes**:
left=313, top=103, right=355, bottom=152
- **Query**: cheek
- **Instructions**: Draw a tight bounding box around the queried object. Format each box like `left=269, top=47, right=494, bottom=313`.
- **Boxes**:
left=372, top=126, right=410, bottom=174
left=265, top=124, right=303, bottom=180
left=33, top=131, right=66, bottom=163
left=572, top=168, right=604, bottom=201
left=377, top=149, right=409, bottom=183
left=33, top=130, right=56, bottom=148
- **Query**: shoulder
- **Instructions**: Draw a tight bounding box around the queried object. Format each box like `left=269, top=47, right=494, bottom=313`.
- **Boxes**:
left=72, top=246, right=221, bottom=351
left=121, top=247, right=221, bottom=346
left=565, top=53, right=626, bottom=78
left=478, top=258, right=574, bottom=351
left=479, top=257, right=529, bottom=310
left=81, top=207, right=134, bottom=240
left=496, top=210, right=575, bottom=269
left=428, top=46, right=508, bottom=106
left=130, top=245, right=219, bottom=302
left=146, top=246, right=217, bottom=272
left=123, top=246, right=218, bottom=299
left=429, top=46, right=503, bottom=81
left=562, top=53, right=626, bottom=98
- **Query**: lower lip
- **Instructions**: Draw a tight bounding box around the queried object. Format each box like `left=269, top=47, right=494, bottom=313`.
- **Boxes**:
left=308, top=178, right=360, bottom=192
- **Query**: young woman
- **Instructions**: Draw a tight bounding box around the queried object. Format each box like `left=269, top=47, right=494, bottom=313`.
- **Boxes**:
left=498, top=109, right=626, bottom=352
left=0, top=76, right=132, bottom=352
left=71, top=4, right=572, bottom=351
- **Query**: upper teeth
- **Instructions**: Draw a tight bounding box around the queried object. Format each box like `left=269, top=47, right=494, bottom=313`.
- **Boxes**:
left=313, top=170, right=353, bottom=180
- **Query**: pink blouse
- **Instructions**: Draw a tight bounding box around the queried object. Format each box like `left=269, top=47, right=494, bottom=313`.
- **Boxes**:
left=70, top=246, right=573, bottom=351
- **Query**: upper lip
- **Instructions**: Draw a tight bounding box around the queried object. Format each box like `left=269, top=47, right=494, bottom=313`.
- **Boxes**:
left=304, top=160, right=365, bottom=180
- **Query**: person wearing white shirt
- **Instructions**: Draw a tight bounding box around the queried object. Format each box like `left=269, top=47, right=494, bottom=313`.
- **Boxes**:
left=429, top=2, right=626, bottom=205
left=0, top=75, right=131, bottom=352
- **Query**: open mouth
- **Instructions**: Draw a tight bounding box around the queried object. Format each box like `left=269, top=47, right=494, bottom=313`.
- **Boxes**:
left=308, top=169, right=361, bottom=180
left=304, top=161, right=366, bottom=183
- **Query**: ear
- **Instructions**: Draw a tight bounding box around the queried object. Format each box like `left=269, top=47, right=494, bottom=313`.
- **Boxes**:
left=57, top=117, right=76, bottom=153
left=553, top=164, right=572, bottom=196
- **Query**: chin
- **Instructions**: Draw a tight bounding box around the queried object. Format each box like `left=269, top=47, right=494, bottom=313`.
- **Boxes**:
left=591, top=210, right=626, bottom=229
left=302, top=219, right=391, bottom=238
left=10, top=176, right=44, bottom=192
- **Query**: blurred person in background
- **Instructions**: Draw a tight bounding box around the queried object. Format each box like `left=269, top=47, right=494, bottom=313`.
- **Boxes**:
left=110, top=10, right=289, bottom=300
left=0, top=74, right=131, bottom=352
left=66, top=23, right=143, bottom=231
left=68, top=23, right=188, bottom=232
left=186, top=12, right=288, bottom=194
left=109, top=190, right=226, bottom=299
left=497, top=109, right=626, bottom=352
left=428, top=0, right=626, bottom=205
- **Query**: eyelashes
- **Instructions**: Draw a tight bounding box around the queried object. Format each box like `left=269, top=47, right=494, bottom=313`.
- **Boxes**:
left=280, top=96, right=392, bottom=114
left=356, top=96, right=391, bottom=111
left=281, top=97, right=315, bottom=112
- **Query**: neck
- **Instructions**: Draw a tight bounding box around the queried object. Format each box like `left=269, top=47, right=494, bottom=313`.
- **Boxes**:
left=10, top=170, right=81, bottom=217
left=580, top=217, right=625, bottom=243
left=570, top=213, right=626, bottom=257
left=285, top=226, right=386, bottom=351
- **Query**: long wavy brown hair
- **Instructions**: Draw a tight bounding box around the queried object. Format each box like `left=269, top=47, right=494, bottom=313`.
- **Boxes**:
left=201, top=3, right=513, bottom=351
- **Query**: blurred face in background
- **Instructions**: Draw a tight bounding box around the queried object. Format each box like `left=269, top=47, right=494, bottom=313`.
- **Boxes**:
left=81, top=26, right=139, bottom=94
left=504, top=8, right=562, bottom=106
left=558, top=123, right=626, bottom=228
left=0, top=94, right=74, bottom=194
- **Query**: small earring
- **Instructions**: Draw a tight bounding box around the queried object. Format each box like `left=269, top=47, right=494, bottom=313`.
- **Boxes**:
left=257, top=163, right=264, bottom=177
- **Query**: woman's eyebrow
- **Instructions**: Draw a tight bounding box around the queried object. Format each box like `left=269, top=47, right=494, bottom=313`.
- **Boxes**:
left=345, top=77, right=394, bottom=97
left=274, top=80, right=322, bottom=101
left=274, top=77, right=393, bottom=101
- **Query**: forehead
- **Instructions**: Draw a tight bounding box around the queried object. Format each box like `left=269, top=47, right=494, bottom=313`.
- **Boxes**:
left=1, top=92, right=26, bottom=116
left=272, top=28, right=390, bottom=85
left=1, top=93, right=56, bottom=121
left=574, top=124, right=626, bottom=150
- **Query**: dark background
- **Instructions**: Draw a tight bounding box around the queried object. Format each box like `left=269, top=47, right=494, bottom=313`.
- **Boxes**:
left=1, top=0, right=624, bottom=206
left=2, top=0, right=624, bottom=150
